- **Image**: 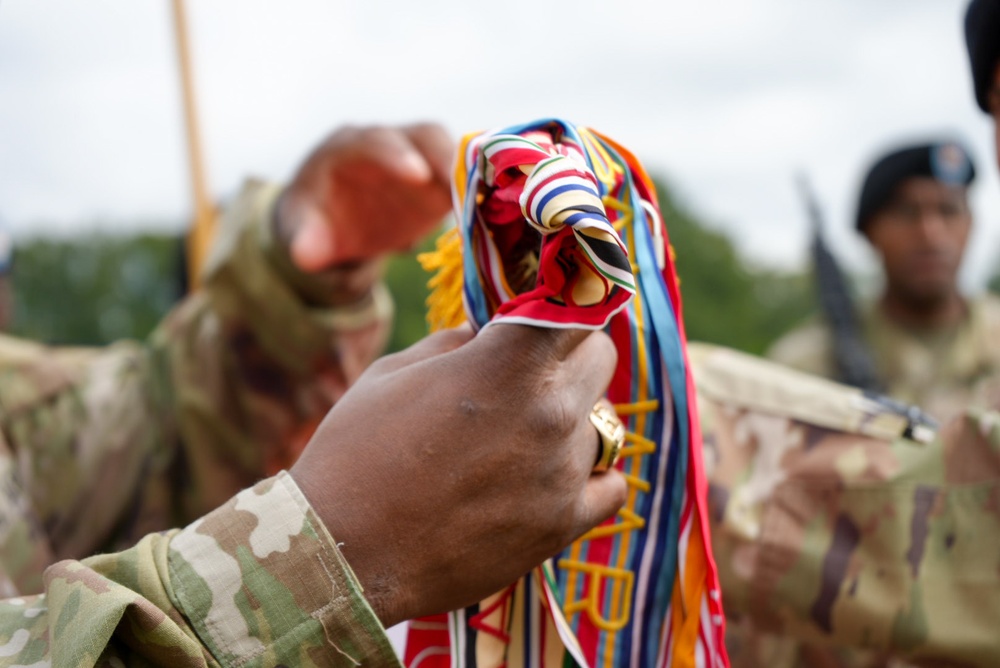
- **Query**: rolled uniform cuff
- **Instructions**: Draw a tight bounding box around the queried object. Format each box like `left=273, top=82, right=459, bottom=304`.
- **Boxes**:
left=168, top=471, right=400, bottom=667
left=201, top=179, right=393, bottom=376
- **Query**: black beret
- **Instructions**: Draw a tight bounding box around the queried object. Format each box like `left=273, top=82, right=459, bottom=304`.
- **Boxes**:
left=965, top=0, right=1000, bottom=112
left=855, top=141, right=976, bottom=232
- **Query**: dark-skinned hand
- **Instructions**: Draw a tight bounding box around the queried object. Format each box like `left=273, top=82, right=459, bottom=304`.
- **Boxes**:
left=277, top=123, right=453, bottom=275
left=291, top=323, right=626, bottom=628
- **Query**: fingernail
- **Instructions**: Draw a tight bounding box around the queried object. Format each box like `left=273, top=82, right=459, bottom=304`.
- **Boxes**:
left=397, top=151, right=432, bottom=182
left=291, top=215, right=333, bottom=272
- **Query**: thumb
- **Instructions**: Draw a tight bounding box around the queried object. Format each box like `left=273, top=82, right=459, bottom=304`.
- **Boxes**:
left=289, top=205, right=338, bottom=273
left=375, top=324, right=475, bottom=374
left=476, top=323, right=594, bottom=364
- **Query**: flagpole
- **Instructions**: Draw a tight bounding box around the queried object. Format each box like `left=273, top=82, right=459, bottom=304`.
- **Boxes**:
left=170, top=0, right=215, bottom=290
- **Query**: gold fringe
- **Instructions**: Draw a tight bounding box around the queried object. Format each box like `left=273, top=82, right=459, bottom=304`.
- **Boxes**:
left=418, top=227, right=467, bottom=332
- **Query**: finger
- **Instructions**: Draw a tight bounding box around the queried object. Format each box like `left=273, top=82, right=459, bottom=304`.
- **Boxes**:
left=338, top=126, right=435, bottom=185
left=561, top=329, right=617, bottom=410
left=404, top=122, right=456, bottom=188
left=573, top=469, right=628, bottom=539
left=474, top=322, right=597, bottom=364
left=375, top=324, right=474, bottom=373
left=562, top=392, right=622, bottom=484
left=290, top=203, right=337, bottom=273
left=590, top=398, right=624, bottom=472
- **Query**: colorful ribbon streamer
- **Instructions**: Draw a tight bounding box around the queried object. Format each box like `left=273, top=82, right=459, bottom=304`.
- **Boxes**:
left=407, top=119, right=728, bottom=668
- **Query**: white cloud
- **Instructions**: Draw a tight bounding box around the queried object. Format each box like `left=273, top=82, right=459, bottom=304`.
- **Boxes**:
left=0, top=0, right=997, bottom=288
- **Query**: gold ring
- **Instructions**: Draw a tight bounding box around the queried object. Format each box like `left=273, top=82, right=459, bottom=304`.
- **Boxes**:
left=590, top=401, right=625, bottom=473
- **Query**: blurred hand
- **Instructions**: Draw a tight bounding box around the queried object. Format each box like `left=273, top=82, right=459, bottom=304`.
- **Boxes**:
left=277, top=123, right=454, bottom=273
left=290, top=324, right=627, bottom=628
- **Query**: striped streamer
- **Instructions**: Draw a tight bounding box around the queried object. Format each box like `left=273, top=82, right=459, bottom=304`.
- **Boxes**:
left=407, top=119, right=728, bottom=668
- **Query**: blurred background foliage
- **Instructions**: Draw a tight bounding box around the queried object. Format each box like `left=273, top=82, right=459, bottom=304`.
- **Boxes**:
left=10, top=233, right=183, bottom=345
left=6, top=177, right=854, bottom=354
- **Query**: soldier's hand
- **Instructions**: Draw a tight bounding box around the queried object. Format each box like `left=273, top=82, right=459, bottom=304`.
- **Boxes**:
left=290, top=324, right=627, bottom=628
left=277, top=123, right=453, bottom=274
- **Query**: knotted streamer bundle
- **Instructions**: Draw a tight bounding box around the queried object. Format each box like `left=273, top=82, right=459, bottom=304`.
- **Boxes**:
left=406, top=119, right=728, bottom=668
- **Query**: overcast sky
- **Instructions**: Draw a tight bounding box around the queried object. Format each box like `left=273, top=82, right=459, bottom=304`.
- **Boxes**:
left=1, top=0, right=997, bottom=289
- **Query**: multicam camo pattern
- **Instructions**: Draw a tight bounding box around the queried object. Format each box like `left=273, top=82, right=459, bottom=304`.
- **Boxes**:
left=0, top=179, right=995, bottom=666
left=0, top=473, right=397, bottom=667
left=0, top=181, right=396, bottom=665
left=769, top=295, right=1000, bottom=424
left=694, top=342, right=1000, bottom=668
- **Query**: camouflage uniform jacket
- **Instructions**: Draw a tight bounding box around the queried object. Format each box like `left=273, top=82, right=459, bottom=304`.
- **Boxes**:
left=0, top=184, right=995, bottom=666
left=768, top=295, right=1000, bottom=423
left=0, top=181, right=401, bottom=666
left=695, top=342, right=1000, bottom=668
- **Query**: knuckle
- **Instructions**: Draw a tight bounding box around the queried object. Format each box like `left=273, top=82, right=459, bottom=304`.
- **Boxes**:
left=358, top=124, right=393, bottom=145
left=526, top=334, right=562, bottom=367
left=435, top=326, right=473, bottom=350
left=357, top=123, right=383, bottom=137
left=325, top=123, right=361, bottom=147
left=592, top=331, right=617, bottom=364
left=526, top=394, right=577, bottom=444
left=365, top=352, right=398, bottom=376
left=407, top=121, right=441, bottom=137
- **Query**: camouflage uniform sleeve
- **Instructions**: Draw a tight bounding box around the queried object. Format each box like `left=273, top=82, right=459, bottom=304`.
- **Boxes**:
left=0, top=472, right=401, bottom=667
left=151, top=178, right=393, bottom=523
left=0, top=179, right=393, bottom=597
left=765, top=319, right=837, bottom=379
left=692, top=343, right=1000, bottom=668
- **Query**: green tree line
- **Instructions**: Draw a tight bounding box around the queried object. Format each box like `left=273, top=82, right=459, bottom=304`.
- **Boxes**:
left=9, top=178, right=822, bottom=354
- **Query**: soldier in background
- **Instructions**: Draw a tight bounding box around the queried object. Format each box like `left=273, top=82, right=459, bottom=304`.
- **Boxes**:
left=706, top=2, right=1000, bottom=666
left=0, top=4, right=999, bottom=666
left=769, top=140, right=1000, bottom=422
left=0, top=123, right=626, bottom=665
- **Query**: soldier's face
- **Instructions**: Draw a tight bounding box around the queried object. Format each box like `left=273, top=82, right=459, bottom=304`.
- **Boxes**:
left=864, top=178, right=971, bottom=304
